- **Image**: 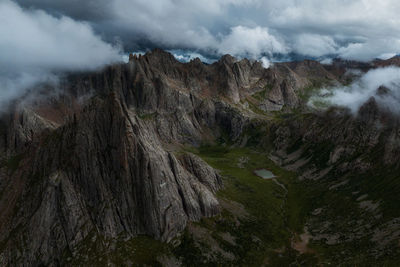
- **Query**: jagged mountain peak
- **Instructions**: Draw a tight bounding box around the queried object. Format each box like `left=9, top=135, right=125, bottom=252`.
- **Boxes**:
left=1, top=49, right=400, bottom=266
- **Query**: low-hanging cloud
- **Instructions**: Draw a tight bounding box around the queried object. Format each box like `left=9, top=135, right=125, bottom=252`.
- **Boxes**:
left=293, top=34, right=338, bottom=57
left=309, top=67, right=400, bottom=114
left=6, top=0, right=400, bottom=114
left=0, top=0, right=121, bottom=108
left=217, top=26, right=287, bottom=58
left=18, top=0, right=400, bottom=62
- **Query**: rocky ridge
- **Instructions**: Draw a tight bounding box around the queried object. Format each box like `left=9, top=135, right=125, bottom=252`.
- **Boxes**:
left=1, top=49, right=400, bottom=265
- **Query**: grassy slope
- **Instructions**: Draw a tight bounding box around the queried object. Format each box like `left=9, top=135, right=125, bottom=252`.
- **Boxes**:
left=66, top=145, right=317, bottom=266
left=175, top=145, right=318, bottom=266
left=59, top=113, right=400, bottom=266
left=65, top=138, right=400, bottom=265
left=181, top=123, right=400, bottom=266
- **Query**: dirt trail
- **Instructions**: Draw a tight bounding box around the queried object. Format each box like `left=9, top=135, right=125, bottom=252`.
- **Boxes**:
left=291, top=228, right=313, bottom=254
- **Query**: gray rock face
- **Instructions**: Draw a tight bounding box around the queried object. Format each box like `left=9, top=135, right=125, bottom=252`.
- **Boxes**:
left=0, top=108, right=57, bottom=156
left=0, top=49, right=361, bottom=265
left=179, top=153, right=222, bottom=193
left=270, top=100, right=400, bottom=172
left=0, top=94, right=222, bottom=266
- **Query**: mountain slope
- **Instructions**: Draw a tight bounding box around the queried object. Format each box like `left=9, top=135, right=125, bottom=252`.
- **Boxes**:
left=0, top=50, right=400, bottom=266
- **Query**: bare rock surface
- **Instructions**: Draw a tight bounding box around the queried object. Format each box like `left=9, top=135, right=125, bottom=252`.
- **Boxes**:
left=1, top=49, right=399, bottom=266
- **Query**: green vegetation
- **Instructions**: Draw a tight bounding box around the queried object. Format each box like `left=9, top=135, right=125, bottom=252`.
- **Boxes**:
left=64, top=233, right=169, bottom=266
left=1, top=153, right=24, bottom=174
left=299, top=85, right=321, bottom=102
left=239, top=119, right=271, bottom=148
left=173, top=229, right=215, bottom=266
left=247, top=100, right=267, bottom=115
left=66, top=144, right=317, bottom=266
left=181, top=116, right=400, bottom=266
left=59, top=110, right=400, bottom=266
left=138, top=111, right=157, bottom=120
left=252, top=84, right=273, bottom=102
left=298, top=76, right=336, bottom=103
left=174, top=145, right=318, bottom=266
left=300, top=140, right=335, bottom=168
left=252, top=89, right=267, bottom=101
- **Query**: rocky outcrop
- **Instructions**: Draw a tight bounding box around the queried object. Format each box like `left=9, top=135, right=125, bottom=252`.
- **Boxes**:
left=0, top=108, right=57, bottom=156
left=269, top=98, right=400, bottom=174
left=2, top=48, right=397, bottom=266
left=125, top=49, right=335, bottom=112
left=0, top=93, right=222, bottom=266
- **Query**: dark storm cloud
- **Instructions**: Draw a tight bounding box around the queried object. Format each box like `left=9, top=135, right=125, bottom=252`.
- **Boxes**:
left=3, top=0, right=400, bottom=109
left=18, top=0, right=111, bottom=21
left=16, top=0, right=400, bottom=61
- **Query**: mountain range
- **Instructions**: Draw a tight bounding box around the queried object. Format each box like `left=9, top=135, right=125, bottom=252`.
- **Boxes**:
left=0, top=49, right=399, bottom=266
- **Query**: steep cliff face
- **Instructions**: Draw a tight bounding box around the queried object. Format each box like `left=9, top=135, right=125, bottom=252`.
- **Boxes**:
left=1, top=49, right=398, bottom=265
left=0, top=50, right=235, bottom=266
left=0, top=93, right=223, bottom=266
left=1, top=49, right=302, bottom=266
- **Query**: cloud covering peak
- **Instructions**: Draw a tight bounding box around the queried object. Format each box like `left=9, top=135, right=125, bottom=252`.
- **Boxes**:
left=309, top=67, right=400, bottom=114
left=0, top=0, right=121, bottom=107
left=217, top=26, right=287, bottom=58
left=18, top=0, right=400, bottom=61
left=3, top=0, right=400, bottom=110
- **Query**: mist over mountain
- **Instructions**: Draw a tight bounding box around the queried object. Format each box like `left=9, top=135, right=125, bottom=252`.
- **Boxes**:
left=2, top=1, right=400, bottom=266
left=3, top=0, right=400, bottom=108
left=0, top=0, right=122, bottom=109
left=309, top=66, right=400, bottom=113
left=17, top=0, right=400, bottom=61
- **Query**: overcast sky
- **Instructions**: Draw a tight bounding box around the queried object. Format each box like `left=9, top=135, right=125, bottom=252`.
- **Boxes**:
left=16, top=0, right=400, bottom=61
left=2, top=0, right=400, bottom=107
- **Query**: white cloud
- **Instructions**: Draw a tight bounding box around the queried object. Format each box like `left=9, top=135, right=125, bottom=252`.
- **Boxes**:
left=378, top=53, right=397, bottom=60
left=320, top=58, right=333, bottom=65
left=0, top=1, right=121, bottom=71
left=108, top=0, right=400, bottom=61
left=170, top=50, right=216, bottom=64
left=310, top=67, right=400, bottom=114
left=217, top=26, right=287, bottom=58
left=338, top=39, right=400, bottom=61
left=293, top=34, right=337, bottom=57
left=0, top=0, right=121, bottom=107
left=260, top=57, right=272, bottom=68
left=17, top=0, right=400, bottom=62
